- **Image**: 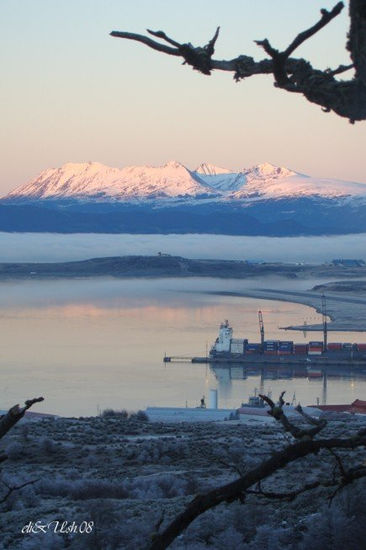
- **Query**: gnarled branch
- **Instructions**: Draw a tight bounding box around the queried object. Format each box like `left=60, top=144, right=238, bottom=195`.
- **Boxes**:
left=147, top=395, right=366, bottom=549
left=149, top=432, right=366, bottom=550
left=111, top=1, right=366, bottom=122
left=0, top=397, right=44, bottom=441
left=259, top=392, right=326, bottom=439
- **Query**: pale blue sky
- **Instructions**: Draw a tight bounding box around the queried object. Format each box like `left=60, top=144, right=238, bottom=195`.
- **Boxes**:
left=1, top=0, right=364, bottom=194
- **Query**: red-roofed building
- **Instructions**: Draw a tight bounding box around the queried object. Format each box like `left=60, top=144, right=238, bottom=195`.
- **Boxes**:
left=312, top=400, right=366, bottom=414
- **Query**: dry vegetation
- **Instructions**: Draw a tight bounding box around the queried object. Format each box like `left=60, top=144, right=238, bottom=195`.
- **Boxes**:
left=1, top=409, right=366, bottom=549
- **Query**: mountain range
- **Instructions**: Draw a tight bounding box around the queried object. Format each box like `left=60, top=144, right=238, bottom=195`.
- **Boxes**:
left=2, top=161, right=366, bottom=235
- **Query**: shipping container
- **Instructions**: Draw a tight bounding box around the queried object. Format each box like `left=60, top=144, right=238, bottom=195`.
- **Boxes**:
left=230, top=341, right=244, bottom=354
left=264, top=341, right=278, bottom=349
left=246, top=343, right=261, bottom=350
left=327, top=343, right=342, bottom=350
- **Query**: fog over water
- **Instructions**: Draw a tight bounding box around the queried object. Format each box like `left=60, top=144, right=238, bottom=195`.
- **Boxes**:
left=1, top=232, right=366, bottom=416
left=0, top=232, right=365, bottom=263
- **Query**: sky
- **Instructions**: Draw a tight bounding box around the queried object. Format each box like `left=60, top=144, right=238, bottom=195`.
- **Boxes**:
left=1, top=0, right=365, bottom=195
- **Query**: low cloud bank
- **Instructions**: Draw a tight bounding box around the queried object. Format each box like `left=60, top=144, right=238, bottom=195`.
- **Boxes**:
left=0, top=232, right=365, bottom=263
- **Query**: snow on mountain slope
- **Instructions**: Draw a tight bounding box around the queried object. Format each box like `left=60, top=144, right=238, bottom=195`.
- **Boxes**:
left=195, top=162, right=246, bottom=191
left=231, top=164, right=366, bottom=200
left=7, top=161, right=214, bottom=200
left=5, top=160, right=366, bottom=202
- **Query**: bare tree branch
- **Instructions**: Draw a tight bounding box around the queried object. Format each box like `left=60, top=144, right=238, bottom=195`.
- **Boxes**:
left=148, top=431, right=366, bottom=550
left=146, top=29, right=181, bottom=49
left=111, top=1, right=366, bottom=122
left=109, top=31, right=181, bottom=57
left=259, top=393, right=327, bottom=439
left=0, top=397, right=44, bottom=440
left=285, top=2, right=345, bottom=58
left=254, top=2, right=348, bottom=101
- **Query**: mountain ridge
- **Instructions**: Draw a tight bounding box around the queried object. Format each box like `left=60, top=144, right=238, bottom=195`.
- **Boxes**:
left=6, top=160, right=366, bottom=203
left=3, top=160, right=366, bottom=236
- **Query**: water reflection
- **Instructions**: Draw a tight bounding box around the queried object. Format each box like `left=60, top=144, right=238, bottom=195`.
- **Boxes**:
left=208, top=363, right=366, bottom=408
left=1, top=277, right=366, bottom=416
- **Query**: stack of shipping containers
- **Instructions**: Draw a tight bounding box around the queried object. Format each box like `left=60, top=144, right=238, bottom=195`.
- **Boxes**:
left=278, top=341, right=293, bottom=355
left=308, top=341, right=323, bottom=355
left=294, top=343, right=308, bottom=355
left=246, top=343, right=262, bottom=354
left=263, top=340, right=278, bottom=355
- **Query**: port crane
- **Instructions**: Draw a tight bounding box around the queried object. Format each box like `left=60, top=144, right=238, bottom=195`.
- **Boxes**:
left=258, top=310, right=265, bottom=352
left=321, top=294, right=328, bottom=351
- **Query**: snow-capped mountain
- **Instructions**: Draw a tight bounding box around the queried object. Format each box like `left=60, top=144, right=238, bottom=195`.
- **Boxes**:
left=6, top=160, right=366, bottom=202
left=6, top=160, right=214, bottom=200
left=3, top=160, right=366, bottom=236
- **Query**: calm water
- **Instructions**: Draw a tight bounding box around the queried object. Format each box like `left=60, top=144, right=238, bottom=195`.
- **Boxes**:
left=2, top=276, right=366, bottom=416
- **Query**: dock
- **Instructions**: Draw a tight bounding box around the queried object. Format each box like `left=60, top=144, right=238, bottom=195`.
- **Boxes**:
left=164, top=355, right=366, bottom=367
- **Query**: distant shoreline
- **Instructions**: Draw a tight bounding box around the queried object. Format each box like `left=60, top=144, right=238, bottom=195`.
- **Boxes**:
left=203, top=288, right=366, bottom=333
left=0, top=254, right=366, bottom=332
left=0, top=254, right=365, bottom=280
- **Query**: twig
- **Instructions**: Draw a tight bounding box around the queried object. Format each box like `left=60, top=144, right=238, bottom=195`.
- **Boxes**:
left=284, top=3, right=344, bottom=57
left=247, top=479, right=321, bottom=501
left=0, top=479, right=38, bottom=504
left=109, top=31, right=181, bottom=57
left=216, top=458, right=245, bottom=477
left=326, top=63, right=354, bottom=76
left=327, top=448, right=347, bottom=478
left=147, top=29, right=181, bottom=48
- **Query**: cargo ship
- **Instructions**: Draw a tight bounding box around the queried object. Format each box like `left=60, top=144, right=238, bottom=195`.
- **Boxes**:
left=204, top=318, right=366, bottom=366
left=163, top=300, right=366, bottom=367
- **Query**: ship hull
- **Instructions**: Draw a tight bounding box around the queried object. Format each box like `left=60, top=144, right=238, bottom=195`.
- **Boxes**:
left=191, top=352, right=366, bottom=367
